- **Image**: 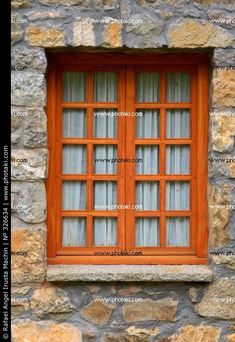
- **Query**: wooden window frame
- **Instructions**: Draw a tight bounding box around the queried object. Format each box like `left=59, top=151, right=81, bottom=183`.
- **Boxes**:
left=46, top=53, right=209, bottom=265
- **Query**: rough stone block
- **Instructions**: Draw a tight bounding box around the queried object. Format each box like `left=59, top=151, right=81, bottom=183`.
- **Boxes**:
left=26, top=26, right=65, bottom=47
left=196, top=279, right=235, bottom=319
left=73, top=18, right=95, bottom=46
left=11, top=47, right=47, bottom=72
left=122, top=298, right=178, bottom=322
left=11, top=182, right=46, bottom=223
left=11, top=72, right=45, bottom=107
left=81, top=300, right=115, bottom=326
left=169, top=325, right=221, bottom=342
left=11, top=228, right=46, bottom=284
left=212, top=70, right=235, bottom=108
left=168, top=19, right=233, bottom=48
left=12, top=320, right=82, bottom=342
left=11, top=149, right=48, bottom=180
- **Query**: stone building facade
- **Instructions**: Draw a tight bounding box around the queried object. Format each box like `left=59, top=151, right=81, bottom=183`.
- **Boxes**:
left=11, top=0, right=235, bottom=341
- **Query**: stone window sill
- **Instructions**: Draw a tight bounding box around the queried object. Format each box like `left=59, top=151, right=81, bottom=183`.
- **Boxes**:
left=47, top=265, right=212, bottom=282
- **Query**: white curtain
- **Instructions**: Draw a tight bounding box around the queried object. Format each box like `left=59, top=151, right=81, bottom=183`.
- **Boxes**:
left=136, top=182, right=159, bottom=210
left=166, top=109, right=190, bottom=138
left=63, top=109, right=86, bottom=138
left=94, top=109, right=117, bottom=138
left=93, top=218, right=117, bottom=246
left=136, top=218, right=159, bottom=246
left=63, top=72, right=87, bottom=102
left=63, top=145, right=86, bottom=174
left=94, top=72, right=117, bottom=102
left=136, top=146, right=158, bottom=174
left=166, top=218, right=189, bottom=246
left=167, top=72, right=190, bottom=102
left=63, top=181, right=86, bottom=210
left=166, top=182, right=190, bottom=210
left=94, top=182, right=116, bottom=210
left=136, top=72, right=160, bottom=102
left=166, top=146, right=190, bottom=175
left=62, top=218, right=86, bottom=246
left=94, top=145, right=117, bottom=174
left=136, top=109, right=159, bottom=138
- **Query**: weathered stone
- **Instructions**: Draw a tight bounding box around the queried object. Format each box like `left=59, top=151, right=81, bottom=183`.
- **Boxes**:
left=228, top=334, right=235, bottom=342
left=11, top=108, right=47, bottom=148
left=208, top=183, right=233, bottom=247
left=125, top=14, right=165, bottom=48
left=26, top=26, right=65, bottom=47
left=94, top=0, right=119, bottom=9
left=126, top=326, right=159, bottom=337
left=87, top=285, right=100, bottom=293
left=47, top=265, right=212, bottom=282
left=31, top=283, right=76, bottom=318
left=12, top=286, right=32, bottom=295
left=73, top=18, right=95, bottom=46
left=39, top=0, right=90, bottom=5
left=11, top=182, right=46, bottom=223
left=227, top=163, right=235, bottom=178
left=212, top=255, right=235, bottom=270
left=196, top=279, right=235, bottom=319
left=11, top=298, right=30, bottom=316
left=213, top=70, right=235, bottom=108
left=12, top=0, right=31, bottom=8
left=11, top=149, right=48, bottom=180
left=11, top=72, right=45, bottom=107
left=103, top=18, right=123, bottom=48
left=188, top=287, right=201, bottom=303
left=117, top=286, right=141, bottom=296
left=11, top=228, right=46, bottom=284
left=212, top=116, right=235, bottom=152
left=81, top=300, right=115, bottom=326
left=12, top=320, right=82, bottom=342
left=169, top=325, right=221, bottom=342
left=122, top=298, right=178, bottom=322
left=27, top=11, right=67, bottom=21
left=168, top=19, right=233, bottom=48
left=11, top=22, right=23, bottom=44
left=11, top=46, right=47, bottom=72
left=104, top=332, right=151, bottom=342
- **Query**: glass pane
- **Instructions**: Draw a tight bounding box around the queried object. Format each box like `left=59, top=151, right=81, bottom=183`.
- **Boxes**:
left=136, top=218, right=159, bottom=247
left=63, top=109, right=87, bottom=138
left=166, top=217, right=189, bottom=246
left=136, top=109, right=159, bottom=138
left=94, top=145, right=117, bottom=174
left=136, top=146, right=159, bottom=174
left=166, top=145, right=190, bottom=174
left=63, top=145, right=86, bottom=174
left=93, top=182, right=117, bottom=210
left=136, top=182, right=159, bottom=210
left=166, top=109, right=190, bottom=138
left=93, top=109, right=117, bottom=138
left=136, top=72, right=160, bottom=102
left=93, top=218, right=117, bottom=246
left=166, top=181, right=190, bottom=210
left=167, top=72, right=190, bottom=102
left=63, top=72, right=87, bottom=102
left=62, top=181, right=86, bottom=210
left=94, top=72, right=117, bottom=102
left=62, top=217, right=86, bottom=246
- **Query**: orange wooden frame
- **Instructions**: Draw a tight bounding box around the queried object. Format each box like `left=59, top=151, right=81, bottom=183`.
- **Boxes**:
left=46, top=53, right=209, bottom=264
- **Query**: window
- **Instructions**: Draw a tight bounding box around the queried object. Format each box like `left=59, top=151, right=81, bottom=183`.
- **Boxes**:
left=46, top=53, right=208, bottom=264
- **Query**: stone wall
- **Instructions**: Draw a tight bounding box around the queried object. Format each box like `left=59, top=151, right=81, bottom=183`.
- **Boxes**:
left=11, top=0, right=235, bottom=341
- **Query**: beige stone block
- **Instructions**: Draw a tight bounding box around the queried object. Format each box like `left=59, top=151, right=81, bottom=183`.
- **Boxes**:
left=169, top=325, right=221, bottom=342
left=213, top=70, right=235, bottom=108
left=212, top=116, right=235, bottom=152
left=12, top=0, right=31, bottom=8
left=212, top=255, right=235, bottom=270
left=103, top=20, right=123, bottom=48
left=11, top=228, right=46, bottom=284
left=168, top=19, right=233, bottom=48
left=122, top=298, right=178, bottom=322
left=31, top=283, right=76, bottom=318
left=12, top=320, right=82, bottom=342
left=208, top=183, right=233, bottom=247
left=26, top=26, right=65, bottom=47
left=196, top=279, right=235, bottom=319
left=73, top=18, right=95, bottom=46
left=81, top=300, right=115, bottom=326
